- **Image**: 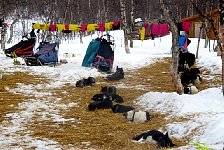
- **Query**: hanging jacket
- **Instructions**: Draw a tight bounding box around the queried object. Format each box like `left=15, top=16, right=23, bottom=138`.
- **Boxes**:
left=140, top=27, right=146, bottom=41
left=151, top=23, right=169, bottom=37
left=57, top=24, right=65, bottom=32
left=43, top=24, right=50, bottom=30
left=39, top=24, right=45, bottom=30
left=62, top=24, right=71, bottom=33
left=105, top=22, right=113, bottom=31
left=49, top=24, right=56, bottom=31
left=98, top=23, right=105, bottom=31
left=182, top=22, right=191, bottom=32
left=87, top=24, right=99, bottom=32
left=112, top=21, right=120, bottom=30
left=179, top=35, right=187, bottom=48
left=69, top=24, right=81, bottom=32
left=81, top=24, right=87, bottom=32
left=144, top=23, right=150, bottom=37
left=33, top=23, right=41, bottom=30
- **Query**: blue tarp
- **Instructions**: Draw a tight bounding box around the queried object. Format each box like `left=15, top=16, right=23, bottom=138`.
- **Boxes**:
left=179, top=35, right=187, bottom=48
left=35, top=42, right=58, bottom=64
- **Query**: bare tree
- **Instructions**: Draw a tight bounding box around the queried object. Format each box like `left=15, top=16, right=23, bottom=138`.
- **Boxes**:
left=159, top=0, right=184, bottom=94
left=120, top=0, right=130, bottom=54
left=0, top=0, right=7, bottom=50
left=7, top=0, right=22, bottom=44
left=129, top=0, right=135, bottom=48
left=219, top=0, right=224, bottom=96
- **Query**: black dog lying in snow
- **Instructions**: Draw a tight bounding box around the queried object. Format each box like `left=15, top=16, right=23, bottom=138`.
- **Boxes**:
left=132, top=129, right=176, bottom=148
left=88, top=96, right=113, bottom=111
left=91, top=93, right=123, bottom=103
left=76, top=77, right=96, bottom=87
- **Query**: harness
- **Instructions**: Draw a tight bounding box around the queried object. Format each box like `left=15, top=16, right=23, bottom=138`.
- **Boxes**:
left=187, top=86, right=192, bottom=94
left=131, top=110, right=136, bottom=121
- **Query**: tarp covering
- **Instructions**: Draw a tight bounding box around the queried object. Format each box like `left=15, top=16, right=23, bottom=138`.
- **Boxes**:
left=82, top=39, right=101, bottom=67
left=35, top=42, right=58, bottom=64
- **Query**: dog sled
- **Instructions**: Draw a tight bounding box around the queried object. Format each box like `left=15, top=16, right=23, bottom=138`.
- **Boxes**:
left=23, top=35, right=59, bottom=66
left=4, top=30, right=36, bottom=58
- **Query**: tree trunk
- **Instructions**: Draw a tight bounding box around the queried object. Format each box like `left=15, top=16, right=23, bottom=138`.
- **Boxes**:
left=63, top=0, right=71, bottom=23
left=160, top=0, right=183, bottom=94
left=0, top=0, right=6, bottom=51
left=204, top=20, right=209, bottom=48
left=120, top=0, right=130, bottom=54
left=196, top=22, right=204, bottom=59
left=7, top=19, right=19, bottom=44
left=105, top=0, right=109, bottom=22
left=0, top=24, right=6, bottom=50
left=129, top=0, right=134, bottom=48
left=219, top=0, right=224, bottom=96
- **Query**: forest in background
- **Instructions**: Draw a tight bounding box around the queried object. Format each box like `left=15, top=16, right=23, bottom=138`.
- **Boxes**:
left=0, top=0, right=219, bottom=24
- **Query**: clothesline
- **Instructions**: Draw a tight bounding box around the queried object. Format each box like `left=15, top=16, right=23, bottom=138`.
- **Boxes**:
left=32, top=21, right=120, bottom=33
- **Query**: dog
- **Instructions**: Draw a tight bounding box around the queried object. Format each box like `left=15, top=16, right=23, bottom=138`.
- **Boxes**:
left=123, top=110, right=150, bottom=123
left=111, top=104, right=134, bottom=113
left=184, top=85, right=199, bottom=94
left=188, top=67, right=200, bottom=75
left=179, top=52, right=195, bottom=69
left=88, top=97, right=113, bottom=111
left=180, top=73, right=201, bottom=86
left=105, top=66, right=124, bottom=81
left=91, top=93, right=109, bottom=101
left=187, top=68, right=202, bottom=84
left=76, top=77, right=96, bottom=87
left=92, top=93, right=123, bottom=103
left=101, top=86, right=116, bottom=96
left=111, top=94, right=124, bottom=103
left=132, top=129, right=176, bottom=148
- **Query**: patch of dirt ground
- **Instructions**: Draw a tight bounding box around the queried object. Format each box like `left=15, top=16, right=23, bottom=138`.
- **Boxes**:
left=0, top=57, right=221, bottom=150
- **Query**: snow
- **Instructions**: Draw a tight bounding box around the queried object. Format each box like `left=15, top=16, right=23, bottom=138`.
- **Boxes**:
left=0, top=28, right=223, bottom=150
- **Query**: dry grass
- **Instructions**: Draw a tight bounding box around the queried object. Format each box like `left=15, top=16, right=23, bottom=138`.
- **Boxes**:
left=1, top=57, right=221, bottom=149
left=0, top=72, right=49, bottom=122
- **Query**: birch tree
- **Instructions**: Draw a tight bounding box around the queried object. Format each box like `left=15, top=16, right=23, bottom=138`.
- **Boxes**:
left=219, top=0, right=224, bottom=96
left=7, top=0, right=22, bottom=44
left=159, top=0, right=184, bottom=94
left=0, top=0, right=7, bottom=50
left=120, top=0, right=130, bottom=54
left=129, top=0, right=134, bottom=48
